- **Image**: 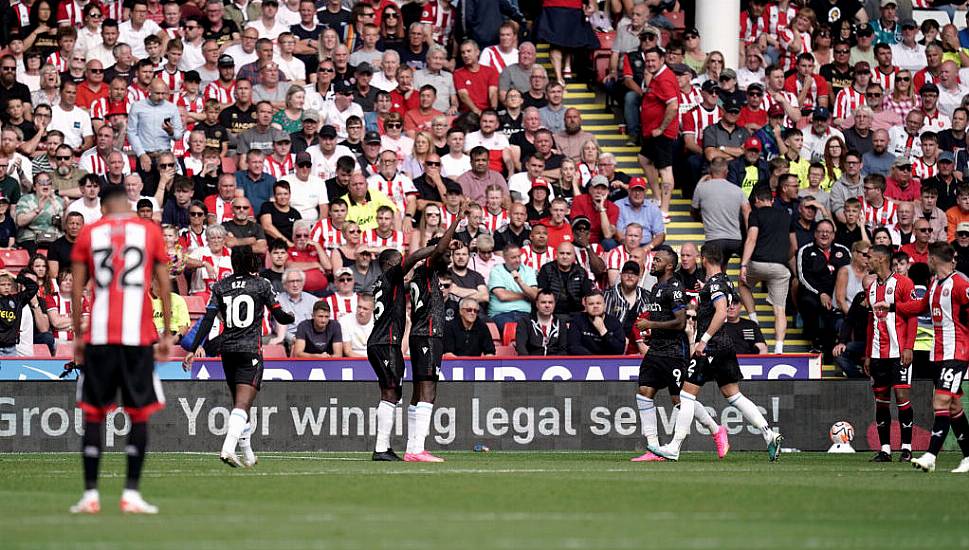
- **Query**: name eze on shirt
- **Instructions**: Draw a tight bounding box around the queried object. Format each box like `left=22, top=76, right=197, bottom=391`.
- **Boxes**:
left=866, top=274, right=917, bottom=360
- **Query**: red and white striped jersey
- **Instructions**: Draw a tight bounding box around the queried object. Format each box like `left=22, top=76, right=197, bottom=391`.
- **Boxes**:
left=764, top=3, right=797, bottom=36
left=865, top=273, right=917, bottom=360
left=204, top=195, right=234, bottom=223
left=577, top=161, right=597, bottom=185
left=10, top=2, right=30, bottom=27
left=264, top=153, right=296, bottom=178
left=912, top=157, right=938, bottom=180
left=483, top=208, right=509, bottom=233
left=681, top=105, right=721, bottom=147
left=45, top=51, right=67, bottom=73
left=677, top=86, right=702, bottom=118
left=90, top=97, right=131, bottom=120
left=179, top=227, right=207, bottom=253
left=362, top=228, right=404, bottom=249
left=204, top=80, right=237, bottom=105
left=871, top=67, right=899, bottom=92
left=739, top=10, right=767, bottom=44
left=778, top=28, right=811, bottom=73
left=182, top=155, right=203, bottom=178
left=441, top=207, right=461, bottom=228
left=325, top=292, right=358, bottom=321
left=763, top=89, right=799, bottom=126
left=479, top=45, right=517, bottom=73
left=606, top=246, right=635, bottom=271
left=79, top=148, right=130, bottom=176
left=45, top=292, right=89, bottom=342
left=575, top=243, right=603, bottom=282
left=156, top=68, right=184, bottom=95
left=70, top=215, right=169, bottom=346
left=521, top=245, right=554, bottom=271
left=367, top=172, right=417, bottom=212
left=99, top=0, right=124, bottom=20
left=192, top=247, right=233, bottom=295
left=921, top=110, right=952, bottom=132
left=310, top=218, right=346, bottom=250
left=175, top=91, right=204, bottom=115
left=861, top=197, right=899, bottom=230
left=928, top=272, right=969, bottom=362
left=419, top=0, right=454, bottom=46
left=833, top=86, right=866, bottom=120
left=127, top=84, right=149, bottom=104
left=57, top=0, right=82, bottom=26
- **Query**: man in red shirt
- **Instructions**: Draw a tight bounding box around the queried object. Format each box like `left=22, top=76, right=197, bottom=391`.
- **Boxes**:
left=453, top=40, right=498, bottom=115
left=570, top=175, right=619, bottom=247
left=899, top=218, right=932, bottom=265
left=784, top=53, right=830, bottom=115
left=638, top=46, right=679, bottom=218
left=542, top=197, right=573, bottom=249
left=737, top=82, right=768, bottom=132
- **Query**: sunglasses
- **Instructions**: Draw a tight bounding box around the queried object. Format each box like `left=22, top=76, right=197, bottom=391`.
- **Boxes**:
left=959, top=232, right=969, bottom=238
left=233, top=205, right=249, bottom=211
left=337, top=276, right=353, bottom=282
left=425, top=161, right=441, bottom=167
left=0, top=67, right=16, bottom=72
left=866, top=92, right=882, bottom=97
left=386, top=123, right=402, bottom=128
left=318, top=67, right=335, bottom=73
left=917, top=228, right=932, bottom=233
left=55, top=155, right=72, bottom=160
left=297, top=162, right=312, bottom=168
left=462, top=307, right=479, bottom=313
left=898, top=76, right=911, bottom=82
left=158, top=162, right=175, bottom=168
left=347, top=229, right=361, bottom=234
left=384, top=12, right=398, bottom=18
left=88, top=68, right=104, bottom=73
left=835, top=49, right=850, bottom=54
left=294, top=233, right=309, bottom=237
left=190, top=211, right=205, bottom=217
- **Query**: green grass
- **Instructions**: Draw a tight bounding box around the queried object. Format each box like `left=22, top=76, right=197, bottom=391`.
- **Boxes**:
left=1, top=451, right=968, bottom=549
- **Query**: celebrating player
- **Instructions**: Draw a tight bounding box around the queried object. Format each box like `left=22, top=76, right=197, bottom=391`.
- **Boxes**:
left=182, top=248, right=295, bottom=468
left=69, top=186, right=173, bottom=515
left=865, top=244, right=918, bottom=463
left=369, top=200, right=466, bottom=462
left=649, top=243, right=783, bottom=462
left=895, top=243, right=969, bottom=473
left=632, top=246, right=727, bottom=462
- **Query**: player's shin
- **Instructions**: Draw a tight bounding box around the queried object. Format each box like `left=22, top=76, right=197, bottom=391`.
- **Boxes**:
left=692, top=399, right=719, bottom=432
left=223, top=408, right=248, bottom=456
left=949, top=409, right=969, bottom=457
left=726, top=392, right=772, bottom=443
left=125, top=422, right=148, bottom=491
left=375, top=400, right=396, bottom=453
left=406, top=404, right=418, bottom=455
left=898, top=399, right=914, bottom=450
left=415, top=402, right=433, bottom=454
left=636, top=394, right=660, bottom=448
left=927, top=407, right=951, bottom=457
left=670, top=392, right=696, bottom=451
left=82, top=421, right=102, bottom=491
left=874, top=390, right=892, bottom=453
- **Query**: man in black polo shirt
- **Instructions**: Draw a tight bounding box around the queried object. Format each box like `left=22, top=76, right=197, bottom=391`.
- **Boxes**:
left=702, top=95, right=750, bottom=166
left=443, top=297, right=495, bottom=357
left=324, top=155, right=355, bottom=205
left=722, top=292, right=767, bottom=354
left=46, top=212, right=84, bottom=278
left=0, top=55, right=31, bottom=117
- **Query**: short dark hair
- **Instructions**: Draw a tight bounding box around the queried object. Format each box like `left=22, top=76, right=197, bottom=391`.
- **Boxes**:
left=273, top=180, right=291, bottom=192
left=929, top=241, right=955, bottom=263
left=701, top=242, right=723, bottom=265
left=870, top=243, right=893, bottom=260
left=313, top=300, right=331, bottom=313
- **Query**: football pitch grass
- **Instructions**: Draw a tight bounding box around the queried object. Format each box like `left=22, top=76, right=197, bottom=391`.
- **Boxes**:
left=1, top=451, right=968, bottom=549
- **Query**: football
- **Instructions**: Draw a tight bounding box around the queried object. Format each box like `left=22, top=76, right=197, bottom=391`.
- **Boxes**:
left=829, top=421, right=855, bottom=445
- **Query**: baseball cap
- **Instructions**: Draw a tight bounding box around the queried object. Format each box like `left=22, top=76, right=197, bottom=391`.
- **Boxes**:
left=900, top=18, right=918, bottom=29
left=319, top=125, right=337, bottom=138
left=530, top=178, right=549, bottom=190
left=719, top=68, right=737, bottom=81
left=856, top=23, right=874, bottom=37
left=768, top=103, right=785, bottom=118
left=700, top=80, right=719, bottom=94
left=880, top=0, right=897, bottom=7
left=295, top=152, right=312, bottom=165
left=639, top=26, right=661, bottom=40
left=747, top=82, right=765, bottom=94
left=334, top=81, right=354, bottom=95
left=957, top=222, right=969, bottom=233
left=920, top=82, right=940, bottom=95
left=722, top=96, right=744, bottom=113
left=444, top=180, right=463, bottom=195
left=571, top=216, right=592, bottom=231
left=620, top=261, right=641, bottom=276
left=0, top=194, right=10, bottom=204
left=892, top=156, right=912, bottom=168
left=217, top=54, right=235, bottom=67
left=354, top=62, right=373, bottom=75
left=183, top=70, right=201, bottom=84
left=364, top=131, right=381, bottom=144
left=302, top=109, right=321, bottom=122
left=334, top=267, right=353, bottom=278
left=628, top=176, right=647, bottom=190
left=812, top=107, right=831, bottom=120
left=670, top=63, right=693, bottom=76
left=589, top=175, right=609, bottom=188
left=854, top=61, right=871, bottom=73
left=744, top=136, right=763, bottom=151
left=940, top=151, right=955, bottom=163
left=273, top=133, right=291, bottom=143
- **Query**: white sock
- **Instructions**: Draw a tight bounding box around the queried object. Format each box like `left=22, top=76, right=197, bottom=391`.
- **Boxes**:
left=121, top=488, right=141, bottom=501
left=222, top=408, right=248, bottom=455
left=902, top=443, right=912, bottom=451
left=774, top=342, right=784, bottom=354
left=406, top=404, right=418, bottom=455
left=636, top=394, right=659, bottom=448
left=670, top=393, right=696, bottom=452
left=83, top=489, right=99, bottom=500
left=749, top=312, right=759, bottom=324
left=881, top=444, right=891, bottom=454
left=375, top=400, right=395, bottom=453
left=238, top=423, right=252, bottom=451
left=415, top=402, right=433, bottom=454
left=727, top=393, right=772, bottom=443
left=693, top=400, right=719, bottom=433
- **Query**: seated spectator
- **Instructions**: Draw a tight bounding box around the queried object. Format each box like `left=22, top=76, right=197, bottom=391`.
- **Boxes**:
left=567, top=291, right=625, bottom=355
left=922, top=152, right=962, bottom=212
left=726, top=137, right=769, bottom=195
left=796, top=220, right=851, bottom=356
left=293, top=300, right=344, bottom=358
left=261, top=241, right=289, bottom=292
left=604, top=260, right=649, bottom=338
left=835, top=197, right=871, bottom=249
left=443, top=297, right=495, bottom=357
left=861, top=174, right=898, bottom=232
left=791, top=197, right=821, bottom=251
left=0, top=270, right=38, bottom=356
left=185, top=225, right=233, bottom=296
left=946, top=185, right=969, bottom=242
left=722, top=293, right=767, bottom=355
left=538, top=242, right=592, bottom=315
left=410, top=203, right=446, bottom=254
left=493, top=203, right=531, bottom=251
left=259, top=180, right=302, bottom=248
left=861, top=128, right=895, bottom=177
left=148, top=277, right=188, bottom=346
left=899, top=218, right=932, bottom=265
left=162, top=177, right=196, bottom=230
left=454, top=203, right=489, bottom=248
left=276, top=268, right=318, bottom=345
left=325, top=267, right=358, bottom=321
left=223, top=197, right=268, bottom=255
left=833, top=274, right=876, bottom=378
left=287, top=220, right=331, bottom=293
left=0, top=195, right=16, bottom=248
left=884, top=157, right=920, bottom=203
left=569, top=176, right=618, bottom=247
left=835, top=240, right=871, bottom=316
left=340, top=292, right=375, bottom=358
left=487, top=244, right=538, bottom=331
left=16, top=173, right=65, bottom=255
left=606, top=223, right=643, bottom=286
left=515, top=290, right=568, bottom=356
left=570, top=217, right=606, bottom=279
left=470, top=234, right=503, bottom=283
left=46, top=211, right=83, bottom=279
left=615, top=177, right=665, bottom=249
left=448, top=241, right=488, bottom=309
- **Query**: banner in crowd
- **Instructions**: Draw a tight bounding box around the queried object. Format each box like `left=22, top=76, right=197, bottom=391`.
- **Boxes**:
left=0, top=380, right=942, bottom=453
left=0, top=354, right=823, bottom=381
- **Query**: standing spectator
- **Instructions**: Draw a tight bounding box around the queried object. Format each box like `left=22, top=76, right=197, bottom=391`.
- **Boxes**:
left=567, top=291, right=625, bottom=355
left=48, top=81, right=94, bottom=151
left=340, top=292, right=374, bottom=358
left=836, top=200, right=871, bottom=250
left=722, top=293, right=768, bottom=355
left=796, top=220, right=851, bottom=355
left=487, top=244, right=538, bottom=331
left=692, top=158, right=749, bottom=268
left=515, top=290, right=568, bottom=356
left=443, top=297, right=495, bottom=357
left=638, top=47, right=679, bottom=217
left=292, top=300, right=343, bottom=358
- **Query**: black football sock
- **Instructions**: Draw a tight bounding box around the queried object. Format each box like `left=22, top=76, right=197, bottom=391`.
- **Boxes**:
left=898, top=400, right=913, bottom=449
left=82, top=422, right=102, bottom=491
left=950, top=410, right=969, bottom=457
left=875, top=391, right=892, bottom=450
left=125, top=422, right=148, bottom=491
left=928, top=409, right=950, bottom=456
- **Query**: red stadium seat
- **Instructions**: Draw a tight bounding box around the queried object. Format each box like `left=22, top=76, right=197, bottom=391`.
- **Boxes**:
left=501, top=323, right=517, bottom=346
left=263, top=344, right=287, bottom=358
left=184, top=295, right=207, bottom=318
left=54, top=342, right=74, bottom=359
left=495, top=345, right=517, bottom=356
left=664, top=9, right=686, bottom=29
left=486, top=322, right=500, bottom=346
left=32, top=344, right=51, bottom=358
left=0, top=249, right=30, bottom=273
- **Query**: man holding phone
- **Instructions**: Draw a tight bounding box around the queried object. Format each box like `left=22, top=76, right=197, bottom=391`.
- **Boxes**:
left=127, top=78, right=184, bottom=173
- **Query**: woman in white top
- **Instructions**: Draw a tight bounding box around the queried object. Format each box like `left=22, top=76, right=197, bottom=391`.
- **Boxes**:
left=835, top=240, right=870, bottom=315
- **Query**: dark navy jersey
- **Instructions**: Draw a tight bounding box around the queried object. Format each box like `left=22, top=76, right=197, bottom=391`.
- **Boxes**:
left=368, top=264, right=406, bottom=345
left=196, top=274, right=293, bottom=354
left=696, top=272, right=735, bottom=353
left=409, top=264, right=445, bottom=338
left=643, top=276, right=688, bottom=358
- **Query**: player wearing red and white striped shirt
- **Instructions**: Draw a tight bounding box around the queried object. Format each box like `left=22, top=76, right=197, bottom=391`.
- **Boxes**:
left=896, top=242, right=969, bottom=472
left=865, top=244, right=917, bottom=462
left=69, top=187, right=172, bottom=515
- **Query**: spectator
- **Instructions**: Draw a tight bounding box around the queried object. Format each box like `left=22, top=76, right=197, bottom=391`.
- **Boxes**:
left=570, top=176, right=618, bottom=247
left=722, top=293, right=768, bottom=355
left=457, top=146, right=509, bottom=206
left=830, top=149, right=866, bottom=222
left=917, top=185, right=947, bottom=242
left=553, top=108, right=597, bottom=160
left=900, top=218, right=932, bottom=265
left=638, top=46, right=679, bottom=216
left=861, top=128, right=895, bottom=177
left=538, top=242, right=592, bottom=315
left=340, top=292, right=375, bottom=358
left=0, top=271, right=39, bottom=356
left=493, top=203, right=531, bottom=251
left=603, top=260, right=649, bottom=338
left=884, top=157, right=920, bottom=203
left=923, top=151, right=962, bottom=212
left=16, top=173, right=65, bottom=256
left=487, top=244, right=538, bottom=331
left=515, top=290, right=568, bottom=356
left=185, top=225, right=233, bottom=296
left=128, top=79, right=183, bottom=172
left=0, top=195, right=16, bottom=248
left=470, top=234, right=503, bottom=284
left=46, top=211, right=83, bottom=278
left=162, top=178, right=196, bottom=230
left=443, top=297, right=495, bottom=357
left=796, top=220, right=851, bottom=355
left=615, top=177, right=665, bottom=248
left=448, top=241, right=489, bottom=308
left=835, top=240, right=871, bottom=315
left=222, top=197, right=268, bottom=255
left=953, top=223, right=969, bottom=275
left=287, top=220, right=330, bottom=293
left=259, top=180, right=302, bottom=248
left=276, top=268, right=317, bottom=345
left=606, top=223, right=644, bottom=286
left=692, top=157, right=749, bottom=268
left=236, top=148, right=276, bottom=214
left=293, top=300, right=343, bottom=358
left=832, top=273, right=876, bottom=378
left=567, top=291, right=625, bottom=355
left=835, top=197, right=871, bottom=249
left=726, top=136, right=769, bottom=195
left=261, top=241, right=289, bottom=292
left=791, top=196, right=822, bottom=251
left=946, top=185, right=969, bottom=242
left=325, top=267, right=358, bottom=321
left=860, top=174, right=898, bottom=232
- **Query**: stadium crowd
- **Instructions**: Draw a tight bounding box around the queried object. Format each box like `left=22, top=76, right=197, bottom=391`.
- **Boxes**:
left=0, top=0, right=965, bottom=377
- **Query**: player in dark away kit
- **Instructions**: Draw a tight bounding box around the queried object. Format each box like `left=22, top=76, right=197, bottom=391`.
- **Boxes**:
left=369, top=200, right=464, bottom=461
left=183, top=248, right=295, bottom=468
left=649, top=243, right=784, bottom=461
left=631, top=246, right=726, bottom=462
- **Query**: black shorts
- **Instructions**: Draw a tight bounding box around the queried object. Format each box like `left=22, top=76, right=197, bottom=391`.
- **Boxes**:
left=640, top=135, right=674, bottom=169
left=638, top=354, right=684, bottom=396
left=870, top=358, right=912, bottom=389
left=77, top=345, right=164, bottom=421
left=409, top=336, right=443, bottom=382
left=932, top=360, right=967, bottom=395
left=685, top=350, right=743, bottom=387
left=368, top=344, right=405, bottom=390
left=222, top=351, right=264, bottom=391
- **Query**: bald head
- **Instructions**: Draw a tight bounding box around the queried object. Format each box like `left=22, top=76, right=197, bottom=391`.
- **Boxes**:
left=149, top=78, right=170, bottom=104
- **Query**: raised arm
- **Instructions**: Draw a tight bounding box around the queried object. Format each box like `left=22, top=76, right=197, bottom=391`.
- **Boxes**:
left=401, top=199, right=466, bottom=274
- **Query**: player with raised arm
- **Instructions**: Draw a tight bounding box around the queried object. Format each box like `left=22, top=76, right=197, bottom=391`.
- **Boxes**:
left=404, top=207, right=464, bottom=462
left=631, top=246, right=728, bottom=462
left=182, top=248, right=295, bottom=468
left=369, top=198, right=467, bottom=462
left=69, top=186, right=173, bottom=515
left=865, top=244, right=918, bottom=463
left=649, top=243, right=783, bottom=462
left=893, top=243, right=969, bottom=473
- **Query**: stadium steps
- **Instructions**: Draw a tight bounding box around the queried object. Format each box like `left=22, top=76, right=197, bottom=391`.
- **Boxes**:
left=535, top=46, right=824, bottom=362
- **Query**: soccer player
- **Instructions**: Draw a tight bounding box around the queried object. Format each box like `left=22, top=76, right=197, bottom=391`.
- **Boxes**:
left=865, top=244, right=917, bottom=463
left=649, top=243, right=784, bottom=461
left=182, top=248, right=295, bottom=468
left=69, top=186, right=173, bottom=515
left=369, top=199, right=466, bottom=462
left=632, top=246, right=728, bottom=462
left=896, top=243, right=969, bottom=473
